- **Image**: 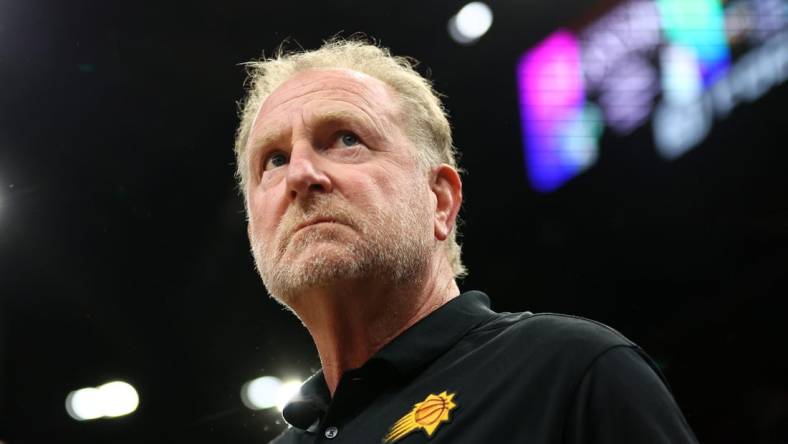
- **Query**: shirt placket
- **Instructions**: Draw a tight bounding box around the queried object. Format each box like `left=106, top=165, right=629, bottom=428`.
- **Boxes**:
left=315, top=363, right=394, bottom=442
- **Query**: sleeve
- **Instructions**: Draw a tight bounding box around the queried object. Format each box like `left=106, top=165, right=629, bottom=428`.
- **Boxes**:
left=563, top=345, right=699, bottom=444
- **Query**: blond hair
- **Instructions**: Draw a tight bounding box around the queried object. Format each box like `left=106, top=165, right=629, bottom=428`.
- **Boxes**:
left=234, top=37, right=466, bottom=279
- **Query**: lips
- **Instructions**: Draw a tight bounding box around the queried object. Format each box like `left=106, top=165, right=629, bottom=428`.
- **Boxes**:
left=294, top=217, right=340, bottom=233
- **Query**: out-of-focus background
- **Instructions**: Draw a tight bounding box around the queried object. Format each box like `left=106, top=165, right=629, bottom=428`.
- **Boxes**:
left=1, top=0, right=787, bottom=442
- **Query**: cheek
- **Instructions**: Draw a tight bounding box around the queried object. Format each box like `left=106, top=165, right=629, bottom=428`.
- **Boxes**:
left=354, top=163, right=411, bottom=195
left=247, top=191, right=282, bottom=238
left=341, top=176, right=394, bottom=213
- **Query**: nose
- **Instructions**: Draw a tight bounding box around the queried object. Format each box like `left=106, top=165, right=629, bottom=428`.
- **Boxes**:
left=285, top=141, right=333, bottom=200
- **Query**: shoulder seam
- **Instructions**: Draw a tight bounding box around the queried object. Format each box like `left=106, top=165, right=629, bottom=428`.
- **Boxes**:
left=472, top=311, right=638, bottom=347
left=525, top=313, right=634, bottom=345
left=468, top=311, right=531, bottom=334
left=473, top=312, right=636, bottom=347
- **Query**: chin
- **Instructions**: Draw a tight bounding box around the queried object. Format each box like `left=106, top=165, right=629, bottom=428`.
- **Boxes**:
left=262, top=244, right=369, bottom=305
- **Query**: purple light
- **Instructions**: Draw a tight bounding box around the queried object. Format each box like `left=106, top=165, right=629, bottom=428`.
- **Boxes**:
left=520, top=31, right=584, bottom=117
left=517, top=30, right=590, bottom=192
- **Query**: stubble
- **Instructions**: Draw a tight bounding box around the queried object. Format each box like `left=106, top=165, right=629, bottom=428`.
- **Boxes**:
left=249, top=184, right=432, bottom=306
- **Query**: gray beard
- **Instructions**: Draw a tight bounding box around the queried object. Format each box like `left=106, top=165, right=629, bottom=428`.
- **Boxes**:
left=249, top=190, right=432, bottom=307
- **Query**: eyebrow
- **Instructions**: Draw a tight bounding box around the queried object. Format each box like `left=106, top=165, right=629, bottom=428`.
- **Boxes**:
left=247, top=108, right=382, bottom=155
left=247, top=129, right=283, bottom=157
left=312, top=109, right=381, bottom=139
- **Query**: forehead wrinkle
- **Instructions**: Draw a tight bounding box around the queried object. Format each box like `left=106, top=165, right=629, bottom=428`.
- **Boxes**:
left=252, top=96, right=379, bottom=139
left=250, top=83, right=399, bottom=154
left=302, top=99, right=394, bottom=140
left=260, top=82, right=385, bottom=119
left=256, top=68, right=397, bottom=121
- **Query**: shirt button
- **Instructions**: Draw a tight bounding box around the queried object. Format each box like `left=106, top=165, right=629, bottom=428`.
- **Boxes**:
left=324, top=426, right=338, bottom=439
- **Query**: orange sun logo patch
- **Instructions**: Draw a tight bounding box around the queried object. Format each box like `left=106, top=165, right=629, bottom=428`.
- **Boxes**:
left=383, top=391, right=457, bottom=443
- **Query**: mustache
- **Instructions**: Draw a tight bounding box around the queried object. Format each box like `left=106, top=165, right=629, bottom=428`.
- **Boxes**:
left=275, top=195, right=356, bottom=248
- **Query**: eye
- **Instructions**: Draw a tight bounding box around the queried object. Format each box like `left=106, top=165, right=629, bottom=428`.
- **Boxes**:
left=263, top=152, right=289, bottom=171
left=339, top=132, right=359, bottom=147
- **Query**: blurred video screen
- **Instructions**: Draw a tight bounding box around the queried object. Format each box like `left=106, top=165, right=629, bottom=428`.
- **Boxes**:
left=516, top=0, right=788, bottom=192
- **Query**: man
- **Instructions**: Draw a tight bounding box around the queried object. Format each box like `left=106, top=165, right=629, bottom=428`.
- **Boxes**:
left=234, top=39, right=698, bottom=443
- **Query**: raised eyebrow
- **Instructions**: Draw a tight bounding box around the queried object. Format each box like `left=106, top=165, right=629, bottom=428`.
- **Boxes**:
left=247, top=108, right=381, bottom=157
left=311, top=109, right=380, bottom=136
left=247, top=129, right=286, bottom=158
left=249, top=110, right=365, bottom=145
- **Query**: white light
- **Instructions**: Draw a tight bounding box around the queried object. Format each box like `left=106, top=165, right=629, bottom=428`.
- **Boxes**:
left=276, top=380, right=303, bottom=412
left=456, top=3, right=493, bottom=39
left=241, top=376, right=282, bottom=410
left=448, top=2, right=493, bottom=45
left=653, top=98, right=711, bottom=159
left=98, top=381, right=139, bottom=418
left=66, top=388, right=104, bottom=421
left=65, top=381, right=139, bottom=421
left=660, top=45, right=703, bottom=104
left=240, top=376, right=303, bottom=412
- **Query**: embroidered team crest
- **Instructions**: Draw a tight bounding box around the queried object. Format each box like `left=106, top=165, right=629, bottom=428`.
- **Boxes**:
left=383, top=391, right=457, bottom=443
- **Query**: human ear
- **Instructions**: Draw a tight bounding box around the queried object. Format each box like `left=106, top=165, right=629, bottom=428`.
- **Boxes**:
left=430, top=164, right=463, bottom=241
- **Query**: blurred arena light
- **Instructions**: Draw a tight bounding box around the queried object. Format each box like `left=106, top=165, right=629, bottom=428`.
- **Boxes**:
left=276, top=380, right=303, bottom=412
left=448, top=2, right=493, bottom=45
left=241, top=376, right=303, bottom=412
left=241, top=375, right=282, bottom=410
left=65, top=381, right=139, bottom=421
left=99, top=381, right=140, bottom=417
left=66, top=388, right=104, bottom=421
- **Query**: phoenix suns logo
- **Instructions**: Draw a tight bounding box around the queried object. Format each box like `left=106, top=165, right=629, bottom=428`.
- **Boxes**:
left=383, top=391, right=457, bottom=443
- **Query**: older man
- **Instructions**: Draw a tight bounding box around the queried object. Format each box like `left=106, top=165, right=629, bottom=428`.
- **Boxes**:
left=234, top=39, right=698, bottom=443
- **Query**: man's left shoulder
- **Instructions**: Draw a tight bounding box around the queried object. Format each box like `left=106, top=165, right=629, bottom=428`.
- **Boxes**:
left=519, top=312, right=635, bottom=347
left=484, top=311, right=641, bottom=365
left=491, top=310, right=634, bottom=345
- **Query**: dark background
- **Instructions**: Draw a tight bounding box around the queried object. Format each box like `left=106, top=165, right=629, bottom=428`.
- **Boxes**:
left=1, top=0, right=786, bottom=443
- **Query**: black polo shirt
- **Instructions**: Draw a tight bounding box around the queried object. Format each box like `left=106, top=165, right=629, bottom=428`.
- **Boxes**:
left=273, top=291, right=698, bottom=443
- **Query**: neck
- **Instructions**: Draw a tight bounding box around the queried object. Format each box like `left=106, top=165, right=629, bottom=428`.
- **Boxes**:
left=289, top=254, right=460, bottom=396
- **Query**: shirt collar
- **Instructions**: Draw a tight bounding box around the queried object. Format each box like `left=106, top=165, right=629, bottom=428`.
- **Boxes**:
left=282, top=290, right=496, bottom=430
